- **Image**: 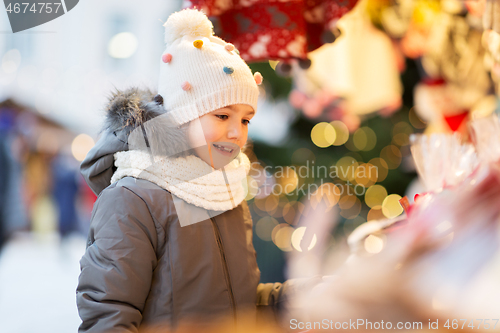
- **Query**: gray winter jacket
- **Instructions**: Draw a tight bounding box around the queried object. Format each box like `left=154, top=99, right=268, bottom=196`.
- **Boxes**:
left=76, top=89, right=284, bottom=332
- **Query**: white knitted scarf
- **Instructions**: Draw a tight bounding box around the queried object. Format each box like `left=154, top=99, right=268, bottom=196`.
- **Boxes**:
left=110, top=150, right=251, bottom=211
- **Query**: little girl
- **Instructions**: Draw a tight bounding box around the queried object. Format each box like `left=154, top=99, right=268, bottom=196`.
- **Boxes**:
left=76, top=8, right=285, bottom=332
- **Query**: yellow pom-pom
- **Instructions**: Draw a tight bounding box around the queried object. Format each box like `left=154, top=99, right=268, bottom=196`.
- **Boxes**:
left=193, top=40, right=204, bottom=49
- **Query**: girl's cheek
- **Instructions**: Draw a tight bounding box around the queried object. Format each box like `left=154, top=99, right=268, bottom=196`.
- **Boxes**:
left=205, top=123, right=226, bottom=142
left=188, top=119, right=208, bottom=148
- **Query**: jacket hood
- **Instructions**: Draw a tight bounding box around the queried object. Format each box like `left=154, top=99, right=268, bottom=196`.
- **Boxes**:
left=81, top=87, right=190, bottom=196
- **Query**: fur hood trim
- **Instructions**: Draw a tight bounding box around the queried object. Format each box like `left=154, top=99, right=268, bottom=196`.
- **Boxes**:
left=80, top=87, right=191, bottom=196
left=104, top=87, right=164, bottom=135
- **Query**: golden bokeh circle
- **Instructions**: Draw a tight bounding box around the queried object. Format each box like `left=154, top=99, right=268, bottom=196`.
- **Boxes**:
left=382, top=194, right=404, bottom=218
left=255, top=217, right=279, bottom=241
left=330, top=120, right=349, bottom=146
left=364, top=185, right=388, bottom=208
left=311, top=122, right=336, bottom=148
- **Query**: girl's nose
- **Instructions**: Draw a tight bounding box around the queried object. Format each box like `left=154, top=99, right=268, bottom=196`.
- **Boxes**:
left=227, top=121, right=242, bottom=141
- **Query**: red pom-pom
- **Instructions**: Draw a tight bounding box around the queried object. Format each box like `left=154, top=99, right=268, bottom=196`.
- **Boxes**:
left=254, top=72, right=263, bottom=85
left=162, top=53, right=172, bottom=63
left=181, top=81, right=191, bottom=91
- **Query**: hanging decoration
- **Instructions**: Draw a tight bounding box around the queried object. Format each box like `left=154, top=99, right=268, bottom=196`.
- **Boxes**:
left=361, top=0, right=495, bottom=136
left=413, top=8, right=493, bottom=136
left=184, top=0, right=358, bottom=62
left=287, top=0, right=403, bottom=131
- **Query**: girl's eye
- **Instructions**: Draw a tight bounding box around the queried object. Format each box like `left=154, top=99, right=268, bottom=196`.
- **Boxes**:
left=242, top=119, right=250, bottom=125
left=215, top=114, right=228, bottom=120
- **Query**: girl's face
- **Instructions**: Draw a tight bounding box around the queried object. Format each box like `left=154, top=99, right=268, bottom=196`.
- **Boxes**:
left=187, top=104, right=255, bottom=169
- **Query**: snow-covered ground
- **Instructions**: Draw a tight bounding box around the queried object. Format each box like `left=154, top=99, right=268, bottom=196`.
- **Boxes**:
left=0, top=232, right=86, bottom=333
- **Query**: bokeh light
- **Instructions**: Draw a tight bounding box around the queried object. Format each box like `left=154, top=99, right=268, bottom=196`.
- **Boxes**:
left=352, top=128, right=367, bottom=150
left=291, top=148, right=315, bottom=165
left=282, top=201, right=305, bottom=225
left=244, top=176, right=259, bottom=201
left=364, top=234, right=384, bottom=254
left=380, top=145, right=402, bottom=169
left=36, top=131, right=60, bottom=154
left=255, top=217, right=279, bottom=241
left=71, top=134, right=95, bottom=162
left=108, top=32, right=138, bottom=59
left=275, top=166, right=299, bottom=195
left=335, top=156, right=358, bottom=182
left=353, top=127, right=377, bottom=151
left=2, top=49, right=21, bottom=74
left=271, top=199, right=289, bottom=218
left=364, top=185, right=388, bottom=208
left=354, top=163, right=378, bottom=187
left=291, top=227, right=317, bottom=252
left=338, top=194, right=356, bottom=210
left=310, top=182, right=341, bottom=210
left=311, top=122, right=336, bottom=148
left=251, top=163, right=275, bottom=199
left=392, top=122, right=413, bottom=146
left=282, top=202, right=296, bottom=224
left=272, top=223, right=294, bottom=252
left=367, top=206, right=385, bottom=221
left=265, top=195, right=280, bottom=215
left=368, top=157, right=389, bottom=182
left=330, top=120, right=349, bottom=146
left=339, top=195, right=361, bottom=219
left=382, top=194, right=404, bottom=218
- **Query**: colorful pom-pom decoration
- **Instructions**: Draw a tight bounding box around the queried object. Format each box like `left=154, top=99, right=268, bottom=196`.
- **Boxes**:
left=193, top=40, right=204, bottom=49
left=223, top=66, right=234, bottom=74
left=254, top=72, right=263, bottom=85
left=225, top=44, right=235, bottom=52
left=162, top=53, right=172, bottom=63
left=181, top=81, right=191, bottom=91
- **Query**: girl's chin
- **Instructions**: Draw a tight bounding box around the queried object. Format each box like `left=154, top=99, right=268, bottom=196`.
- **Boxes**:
left=194, top=144, right=241, bottom=170
left=210, top=146, right=240, bottom=170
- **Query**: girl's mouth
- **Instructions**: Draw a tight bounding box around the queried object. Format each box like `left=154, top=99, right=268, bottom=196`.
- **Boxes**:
left=212, top=143, right=237, bottom=156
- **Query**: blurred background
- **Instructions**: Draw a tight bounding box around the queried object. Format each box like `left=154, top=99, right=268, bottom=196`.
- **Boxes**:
left=0, top=0, right=498, bottom=331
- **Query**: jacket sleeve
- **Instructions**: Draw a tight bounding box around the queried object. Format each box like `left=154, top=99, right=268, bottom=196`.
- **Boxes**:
left=76, top=184, right=158, bottom=333
left=80, top=130, right=128, bottom=196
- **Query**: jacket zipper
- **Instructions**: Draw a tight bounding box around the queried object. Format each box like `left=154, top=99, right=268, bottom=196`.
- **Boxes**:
left=210, top=217, right=237, bottom=321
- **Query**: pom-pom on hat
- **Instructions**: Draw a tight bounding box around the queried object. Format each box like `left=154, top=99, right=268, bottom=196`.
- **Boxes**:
left=158, top=9, right=261, bottom=125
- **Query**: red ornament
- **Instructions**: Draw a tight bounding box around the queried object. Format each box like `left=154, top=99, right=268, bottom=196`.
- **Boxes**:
left=185, top=0, right=358, bottom=62
left=443, top=111, right=469, bottom=132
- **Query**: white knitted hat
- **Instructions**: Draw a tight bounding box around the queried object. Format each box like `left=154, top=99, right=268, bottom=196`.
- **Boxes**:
left=158, top=9, right=262, bottom=125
